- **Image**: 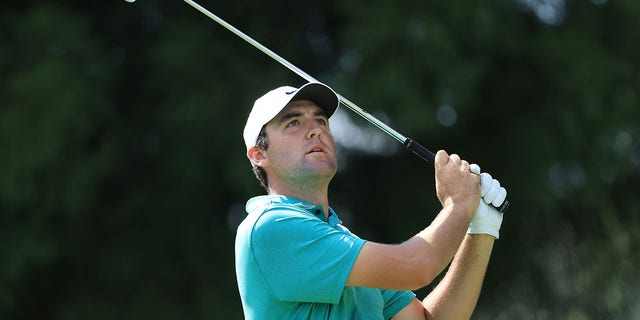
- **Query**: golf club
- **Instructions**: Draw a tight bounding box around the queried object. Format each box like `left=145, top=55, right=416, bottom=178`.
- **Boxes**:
left=181, top=0, right=509, bottom=213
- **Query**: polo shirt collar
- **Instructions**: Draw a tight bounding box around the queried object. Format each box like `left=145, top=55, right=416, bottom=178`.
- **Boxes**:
left=246, top=195, right=340, bottom=224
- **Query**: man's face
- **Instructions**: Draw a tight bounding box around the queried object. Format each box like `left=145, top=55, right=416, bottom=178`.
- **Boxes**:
left=260, top=100, right=338, bottom=186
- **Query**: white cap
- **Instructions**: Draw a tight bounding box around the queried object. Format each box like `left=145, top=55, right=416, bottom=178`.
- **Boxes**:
left=243, top=82, right=339, bottom=150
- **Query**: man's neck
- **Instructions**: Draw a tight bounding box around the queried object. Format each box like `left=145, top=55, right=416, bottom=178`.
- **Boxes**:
left=268, top=182, right=330, bottom=219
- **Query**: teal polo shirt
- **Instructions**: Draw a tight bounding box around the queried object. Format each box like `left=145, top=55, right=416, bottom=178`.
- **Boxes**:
left=235, top=195, right=415, bottom=319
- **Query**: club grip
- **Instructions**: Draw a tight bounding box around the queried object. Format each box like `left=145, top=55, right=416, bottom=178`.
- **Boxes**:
left=404, top=138, right=436, bottom=163
left=403, top=138, right=510, bottom=213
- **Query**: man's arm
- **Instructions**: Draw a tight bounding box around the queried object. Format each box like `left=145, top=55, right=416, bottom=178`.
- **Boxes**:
left=422, top=234, right=494, bottom=319
left=346, top=203, right=477, bottom=290
left=390, top=234, right=494, bottom=320
left=344, top=149, right=507, bottom=319
left=346, top=151, right=480, bottom=290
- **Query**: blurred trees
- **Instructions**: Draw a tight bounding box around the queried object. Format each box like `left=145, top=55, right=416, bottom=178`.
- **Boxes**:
left=1, top=0, right=638, bottom=319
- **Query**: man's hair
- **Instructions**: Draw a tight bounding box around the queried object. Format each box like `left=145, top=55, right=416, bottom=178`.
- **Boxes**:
left=252, top=125, right=269, bottom=190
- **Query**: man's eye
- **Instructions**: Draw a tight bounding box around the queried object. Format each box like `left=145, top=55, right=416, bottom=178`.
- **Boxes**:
left=316, top=119, right=327, bottom=126
left=287, top=120, right=300, bottom=127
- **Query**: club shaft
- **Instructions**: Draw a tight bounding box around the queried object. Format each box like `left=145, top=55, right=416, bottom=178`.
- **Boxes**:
left=184, top=1, right=315, bottom=84
left=183, top=0, right=407, bottom=144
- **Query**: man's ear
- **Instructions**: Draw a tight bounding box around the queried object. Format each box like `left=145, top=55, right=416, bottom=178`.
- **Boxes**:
left=247, top=146, right=268, bottom=167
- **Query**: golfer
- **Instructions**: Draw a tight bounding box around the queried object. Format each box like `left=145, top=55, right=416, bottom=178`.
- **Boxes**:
left=235, top=82, right=508, bottom=319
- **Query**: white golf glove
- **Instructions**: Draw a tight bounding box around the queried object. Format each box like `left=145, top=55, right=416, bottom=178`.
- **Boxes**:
left=468, top=164, right=507, bottom=239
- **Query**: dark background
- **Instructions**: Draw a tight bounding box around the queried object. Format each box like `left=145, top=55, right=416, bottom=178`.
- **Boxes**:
left=1, top=0, right=639, bottom=319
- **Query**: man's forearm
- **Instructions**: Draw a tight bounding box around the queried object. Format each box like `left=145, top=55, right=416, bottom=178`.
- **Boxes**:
left=422, top=234, right=495, bottom=320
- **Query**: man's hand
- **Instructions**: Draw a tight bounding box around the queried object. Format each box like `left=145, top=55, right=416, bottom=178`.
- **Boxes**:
left=479, top=172, right=507, bottom=207
left=467, top=166, right=507, bottom=239
left=434, top=150, right=480, bottom=215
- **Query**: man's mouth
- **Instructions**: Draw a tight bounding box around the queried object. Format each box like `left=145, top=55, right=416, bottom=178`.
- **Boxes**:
left=306, top=145, right=325, bottom=154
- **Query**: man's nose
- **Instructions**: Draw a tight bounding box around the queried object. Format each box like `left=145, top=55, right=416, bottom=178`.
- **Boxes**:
left=307, top=122, right=322, bottom=139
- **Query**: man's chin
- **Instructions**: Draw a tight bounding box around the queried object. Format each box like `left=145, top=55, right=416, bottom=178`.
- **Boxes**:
left=304, top=161, right=338, bottom=177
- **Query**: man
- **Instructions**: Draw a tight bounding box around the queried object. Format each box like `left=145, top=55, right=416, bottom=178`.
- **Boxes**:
left=235, top=82, right=508, bottom=319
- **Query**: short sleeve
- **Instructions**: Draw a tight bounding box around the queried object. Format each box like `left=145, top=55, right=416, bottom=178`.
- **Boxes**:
left=251, top=208, right=365, bottom=304
left=381, top=289, right=416, bottom=319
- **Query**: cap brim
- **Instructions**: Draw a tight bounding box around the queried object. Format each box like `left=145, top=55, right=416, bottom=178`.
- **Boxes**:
left=290, top=82, right=339, bottom=118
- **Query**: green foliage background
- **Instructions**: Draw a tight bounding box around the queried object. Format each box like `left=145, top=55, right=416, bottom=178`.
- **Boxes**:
left=1, top=0, right=639, bottom=319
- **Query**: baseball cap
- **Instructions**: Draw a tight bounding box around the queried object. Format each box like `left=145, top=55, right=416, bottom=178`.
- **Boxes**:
left=243, top=82, right=339, bottom=151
